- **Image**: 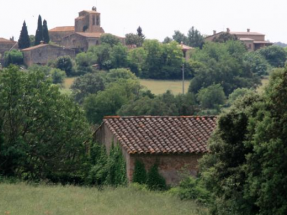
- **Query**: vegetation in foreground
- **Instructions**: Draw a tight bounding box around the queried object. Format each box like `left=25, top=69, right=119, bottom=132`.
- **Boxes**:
left=0, top=183, right=207, bottom=215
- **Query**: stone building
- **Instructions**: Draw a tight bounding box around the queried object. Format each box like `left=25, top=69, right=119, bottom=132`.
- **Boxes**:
left=22, top=43, right=75, bottom=66
left=0, top=37, right=18, bottom=64
left=95, top=116, right=217, bottom=185
left=205, top=28, right=272, bottom=51
left=49, top=7, right=123, bottom=53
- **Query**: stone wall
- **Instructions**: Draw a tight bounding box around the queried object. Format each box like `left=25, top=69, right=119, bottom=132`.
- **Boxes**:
left=129, top=154, right=202, bottom=185
left=0, top=42, right=18, bottom=58
left=61, top=34, right=90, bottom=53
left=23, top=45, right=75, bottom=67
left=49, top=31, right=75, bottom=44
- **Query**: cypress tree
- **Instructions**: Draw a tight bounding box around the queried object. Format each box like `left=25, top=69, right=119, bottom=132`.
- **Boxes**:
left=18, top=21, right=30, bottom=49
left=132, top=159, right=147, bottom=184
left=35, top=15, right=43, bottom=45
left=147, top=163, right=166, bottom=190
left=42, top=19, right=50, bottom=44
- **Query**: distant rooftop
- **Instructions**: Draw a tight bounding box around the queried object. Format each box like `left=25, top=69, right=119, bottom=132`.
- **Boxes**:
left=49, top=26, right=75, bottom=32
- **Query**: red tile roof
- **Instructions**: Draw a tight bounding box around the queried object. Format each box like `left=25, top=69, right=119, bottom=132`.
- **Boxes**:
left=76, top=32, right=103, bottom=38
left=0, top=38, right=16, bottom=44
left=102, top=116, right=217, bottom=154
left=49, top=26, right=75, bottom=32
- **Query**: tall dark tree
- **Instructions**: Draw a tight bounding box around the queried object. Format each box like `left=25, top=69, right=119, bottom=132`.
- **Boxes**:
left=35, top=15, right=43, bottom=45
left=187, top=26, right=204, bottom=48
left=42, top=19, right=50, bottom=44
left=18, top=21, right=30, bottom=49
left=137, top=26, right=145, bottom=39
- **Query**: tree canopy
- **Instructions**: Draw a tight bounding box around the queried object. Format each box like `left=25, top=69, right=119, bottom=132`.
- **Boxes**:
left=18, top=21, right=30, bottom=49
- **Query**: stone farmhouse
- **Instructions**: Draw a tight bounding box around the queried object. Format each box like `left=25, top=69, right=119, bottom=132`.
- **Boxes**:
left=0, top=38, right=18, bottom=65
left=95, top=116, right=217, bottom=185
left=205, top=28, right=272, bottom=51
left=22, top=43, right=75, bottom=66
left=49, top=7, right=124, bottom=53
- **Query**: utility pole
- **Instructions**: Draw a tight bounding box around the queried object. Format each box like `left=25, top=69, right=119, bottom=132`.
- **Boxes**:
left=182, top=61, right=185, bottom=94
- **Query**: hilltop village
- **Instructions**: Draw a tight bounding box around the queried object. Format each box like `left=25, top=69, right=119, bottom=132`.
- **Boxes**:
left=1, top=6, right=287, bottom=215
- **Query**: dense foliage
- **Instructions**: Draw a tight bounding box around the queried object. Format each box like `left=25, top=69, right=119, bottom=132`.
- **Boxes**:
left=199, top=67, right=287, bottom=215
left=132, top=160, right=147, bottom=184
left=35, top=15, right=43, bottom=45
left=0, top=66, right=91, bottom=181
left=4, top=50, right=23, bottom=66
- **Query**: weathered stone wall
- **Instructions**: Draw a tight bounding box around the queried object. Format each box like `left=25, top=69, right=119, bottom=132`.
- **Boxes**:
left=129, top=154, right=202, bottom=185
left=61, top=34, right=89, bottom=52
left=49, top=31, right=75, bottom=44
left=0, top=42, right=18, bottom=57
left=23, top=45, right=75, bottom=67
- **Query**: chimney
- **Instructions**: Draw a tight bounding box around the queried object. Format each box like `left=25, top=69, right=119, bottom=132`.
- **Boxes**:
left=247, top=28, right=250, bottom=32
left=213, top=30, right=216, bottom=35
left=226, top=28, right=230, bottom=33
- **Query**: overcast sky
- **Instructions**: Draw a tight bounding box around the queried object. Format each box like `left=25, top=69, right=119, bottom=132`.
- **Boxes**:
left=1, top=0, right=286, bottom=43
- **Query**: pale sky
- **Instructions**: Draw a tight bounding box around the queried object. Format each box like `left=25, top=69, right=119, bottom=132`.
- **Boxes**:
left=1, top=0, right=287, bottom=43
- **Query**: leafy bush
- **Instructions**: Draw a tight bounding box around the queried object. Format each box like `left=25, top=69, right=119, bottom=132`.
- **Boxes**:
left=50, top=68, right=66, bottom=84
left=4, top=50, right=23, bottom=66
left=197, top=84, right=226, bottom=109
left=147, top=163, right=166, bottom=191
left=56, top=56, right=74, bottom=76
left=132, top=160, right=147, bottom=184
left=175, top=176, right=211, bottom=204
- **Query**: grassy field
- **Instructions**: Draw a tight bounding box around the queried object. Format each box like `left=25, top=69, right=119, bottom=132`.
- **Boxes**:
left=63, top=77, right=190, bottom=95
left=0, top=183, right=207, bottom=215
left=140, top=79, right=190, bottom=95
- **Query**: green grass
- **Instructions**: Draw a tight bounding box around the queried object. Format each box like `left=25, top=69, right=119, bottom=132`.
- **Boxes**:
left=0, top=183, right=207, bottom=215
left=63, top=77, right=190, bottom=96
left=140, top=79, right=191, bottom=95
left=257, top=78, right=269, bottom=94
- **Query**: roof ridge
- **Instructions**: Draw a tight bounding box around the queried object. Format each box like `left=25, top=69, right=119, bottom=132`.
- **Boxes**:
left=104, top=115, right=217, bottom=119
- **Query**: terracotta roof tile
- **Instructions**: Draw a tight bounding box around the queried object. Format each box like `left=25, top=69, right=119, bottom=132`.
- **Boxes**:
left=103, top=116, right=217, bottom=154
left=0, top=38, right=16, bottom=44
left=49, top=26, right=75, bottom=32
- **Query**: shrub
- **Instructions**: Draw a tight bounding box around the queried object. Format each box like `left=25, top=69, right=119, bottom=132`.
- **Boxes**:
left=56, top=56, right=74, bottom=76
left=4, top=50, right=23, bottom=66
left=132, top=160, right=147, bottom=184
left=50, top=68, right=66, bottom=84
left=147, top=163, right=166, bottom=190
left=176, top=176, right=211, bottom=204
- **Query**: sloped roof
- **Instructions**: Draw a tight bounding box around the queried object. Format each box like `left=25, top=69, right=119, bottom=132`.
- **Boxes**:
left=21, top=44, right=48, bottom=51
left=0, top=38, right=16, bottom=44
left=49, top=26, right=75, bottom=32
left=102, top=116, right=217, bottom=155
left=230, top=31, right=264, bottom=36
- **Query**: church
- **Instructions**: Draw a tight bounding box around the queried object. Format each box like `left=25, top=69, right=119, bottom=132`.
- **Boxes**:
left=49, top=7, right=124, bottom=53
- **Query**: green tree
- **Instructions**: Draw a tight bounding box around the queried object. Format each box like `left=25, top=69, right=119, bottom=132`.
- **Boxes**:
left=89, top=44, right=112, bottom=70
left=35, top=15, right=43, bottom=45
left=100, top=34, right=121, bottom=47
left=105, top=68, right=137, bottom=84
left=4, top=50, right=23, bottom=66
left=84, top=79, right=141, bottom=124
left=197, top=84, right=226, bottom=109
left=243, top=51, right=270, bottom=76
left=163, top=37, right=173, bottom=44
left=0, top=65, right=91, bottom=180
left=137, top=26, right=145, bottom=39
left=244, top=68, right=287, bottom=215
left=50, top=68, right=66, bottom=84
left=212, top=32, right=238, bottom=43
left=187, top=26, right=204, bottom=48
left=71, top=73, right=105, bottom=104
left=110, top=44, right=128, bottom=68
left=172, top=30, right=187, bottom=44
left=127, top=47, right=147, bottom=77
left=56, top=56, right=74, bottom=76
left=258, top=45, right=287, bottom=68
left=132, top=160, right=147, bottom=184
left=42, top=19, right=50, bottom=44
left=18, top=21, right=30, bottom=49
left=188, top=40, right=260, bottom=96
left=147, top=163, right=166, bottom=190
left=199, top=93, right=262, bottom=215
left=228, top=88, right=254, bottom=105
left=125, top=33, right=144, bottom=47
